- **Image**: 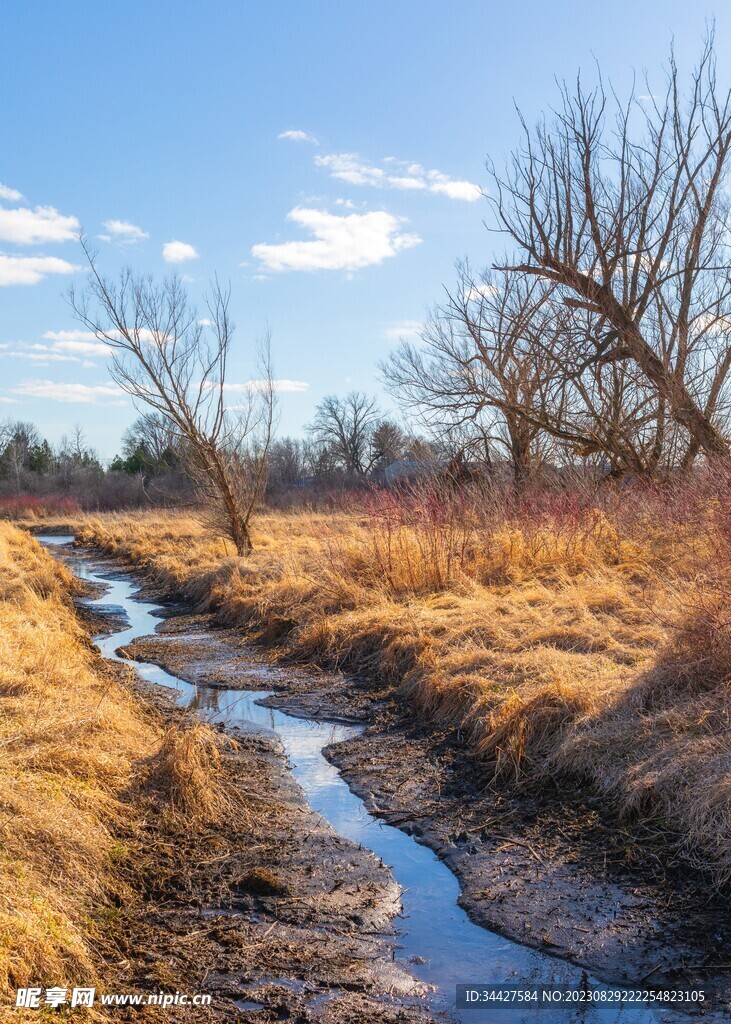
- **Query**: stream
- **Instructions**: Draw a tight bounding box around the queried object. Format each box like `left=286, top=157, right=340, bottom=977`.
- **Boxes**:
left=40, top=536, right=678, bottom=1023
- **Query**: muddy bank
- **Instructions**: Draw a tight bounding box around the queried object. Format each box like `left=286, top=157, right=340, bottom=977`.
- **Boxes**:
left=115, top=591, right=731, bottom=1003
left=70, top=568, right=443, bottom=1023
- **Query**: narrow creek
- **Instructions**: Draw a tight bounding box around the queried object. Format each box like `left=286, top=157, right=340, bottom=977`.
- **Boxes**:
left=41, top=536, right=673, bottom=1023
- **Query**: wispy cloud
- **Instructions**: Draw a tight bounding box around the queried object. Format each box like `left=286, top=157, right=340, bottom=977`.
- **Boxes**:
left=0, top=342, right=80, bottom=364
left=0, top=205, right=80, bottom=245
left=0, top=327, right=176, bottom=366
left=162, top=240, right=199, bottom=263
left=0, top=330, right=111, bottom=366
left=10, top=379, right=125, bottom=404
left=314, top=152, right=481, bottom=201
left=0, top=183, right=24, bottom=202
left=0, top=254, right=81, bottom=286
left=278, top=129, right=319, bottom=144
left=43, top=330, right=112, bottom=357
left=382, top=319, right=424, bottom=342
left=252, top=207, right=421, bottom=273
left=99, top=218, right=149, bottom=244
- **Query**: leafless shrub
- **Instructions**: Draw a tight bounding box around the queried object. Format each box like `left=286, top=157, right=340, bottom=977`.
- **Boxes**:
left=70, top=241, right=275, bottom=554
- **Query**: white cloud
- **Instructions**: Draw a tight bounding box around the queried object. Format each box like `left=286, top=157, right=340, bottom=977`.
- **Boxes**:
left=382, top=319, right=424, bottom=342
left=10, top=379, right=125, bottom=404
left=464, top=282, right=498, bottom=302
left=225, top=379, right=309, bottom=394
left=692, top=312, right=731, bottom=336
left=162, top=240, right=199, bottom=263
left=270, top=379, right=309, bottom=393
left=315, top=153, right=481, bottom=201
left=0, top=183, right=24, bottom=202
left=252, top=207, right=421, bottom=273
left=0, top=205, right=80, bottom=245
left=0, top=254, right=81, bottom=286
left=278, top=129, right=318, bottom=144
left=101, top=219, right=149, bottom=243
left=197, top=318, right=213, bottom=327
left=316, top=153, right=385, bottom=187
left=429, top=178, right=482, bottom=201
left=50, top=326, right=179, bottom=348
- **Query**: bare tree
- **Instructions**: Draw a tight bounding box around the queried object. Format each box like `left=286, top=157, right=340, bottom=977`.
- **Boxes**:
left=267, top=436, right=312, bottom=489
left=489, top=36, right=731, bottom=461
left=384, top=261, right=692, bottom=480
left=370, top=420, right=410, bottom=469
left=308, top=391, right=382, bottom=476
left=70, top=243, right=275, bottom=554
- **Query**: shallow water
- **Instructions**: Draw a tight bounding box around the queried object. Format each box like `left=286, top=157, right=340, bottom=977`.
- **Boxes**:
left=40, top=536, right=668, bottom=1023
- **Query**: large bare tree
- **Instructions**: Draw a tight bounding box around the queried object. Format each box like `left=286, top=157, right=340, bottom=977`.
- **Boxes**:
left=384, top=262, right=695, bottom=479
left=489, top=36, right=731, bottom=460
left=70, top=243, right=275, bottom=554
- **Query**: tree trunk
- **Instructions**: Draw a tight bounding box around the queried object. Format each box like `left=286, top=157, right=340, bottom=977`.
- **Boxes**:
left=231, top=516, right=253, bottom=556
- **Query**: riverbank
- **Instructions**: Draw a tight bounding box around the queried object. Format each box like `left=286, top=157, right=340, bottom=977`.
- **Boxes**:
left=36, top=501, right=725, bottom=994
left=71, top=492, right=731, bottom=894
left=0, top=523, right=160, bottom=1016
left=38, top=531, right=727, bottom=1024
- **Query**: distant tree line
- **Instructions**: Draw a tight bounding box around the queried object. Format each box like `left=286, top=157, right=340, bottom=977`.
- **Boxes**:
left=265, top=391, right=449, bottom=494
left=0, top=417, right=185, bottom=511
left=0, top=420, right=102, bottom=490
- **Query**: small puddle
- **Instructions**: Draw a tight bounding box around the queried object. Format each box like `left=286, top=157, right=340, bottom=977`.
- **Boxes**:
left=40, top=537, right=668, bottom=1022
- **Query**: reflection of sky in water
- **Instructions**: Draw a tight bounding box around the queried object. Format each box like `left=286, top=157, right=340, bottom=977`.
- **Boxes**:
left=41, top=537, right=665, bottom=1024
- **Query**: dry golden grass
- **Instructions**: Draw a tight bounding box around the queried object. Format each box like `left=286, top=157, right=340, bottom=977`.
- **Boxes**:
left=0, top=523, right=232, bottom=1016
left=72, top=491, right=731, bottom=888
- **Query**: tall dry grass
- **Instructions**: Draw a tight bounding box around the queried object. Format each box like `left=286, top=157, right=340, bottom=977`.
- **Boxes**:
left=74, top=471, right=731, bottom=886
left=0, top=524, right=233, bottom=1015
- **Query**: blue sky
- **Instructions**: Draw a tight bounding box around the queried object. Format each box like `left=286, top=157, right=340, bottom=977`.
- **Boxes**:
left=1, top=0, right=729, bottom=459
